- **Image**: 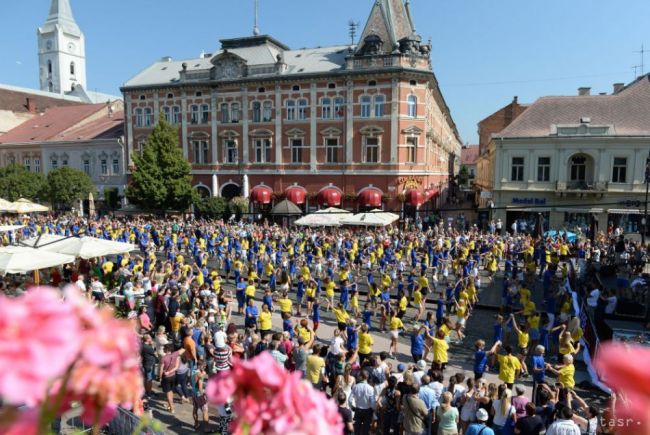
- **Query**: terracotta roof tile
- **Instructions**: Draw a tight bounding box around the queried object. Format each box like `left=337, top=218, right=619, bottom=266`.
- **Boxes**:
left=0, top=86, right=88, bottom=114
left=461, top=146, right=479, bottom=165
left=0, top=104, right=106, bottom=143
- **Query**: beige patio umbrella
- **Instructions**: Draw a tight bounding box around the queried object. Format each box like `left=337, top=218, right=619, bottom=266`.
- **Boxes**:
left=9, top=198, right=49, bottom=214
left=0, top=199, right=14, bottom=212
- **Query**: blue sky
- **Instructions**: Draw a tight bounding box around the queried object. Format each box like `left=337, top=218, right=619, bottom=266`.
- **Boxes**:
left=2, top=0, right=649, bottom=144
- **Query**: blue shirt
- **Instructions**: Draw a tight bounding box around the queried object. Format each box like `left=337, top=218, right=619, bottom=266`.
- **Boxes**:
left=411, top=332, right=425, bottom=355
left=474, top=350, right=488, bottom=374
left=532, top=354, right=546, bottom=382
left=465, top=423, right=495, bottom=435
left=418, top=386, right=437, bottom=411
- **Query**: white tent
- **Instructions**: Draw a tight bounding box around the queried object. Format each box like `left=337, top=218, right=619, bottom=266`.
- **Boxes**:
left=0, top=199, right=14, bottom=212
left=8, top=198, right=49, bottom=214
left=0, top=225, right=24, bottom=232
left=368, top=209, right=400, bottom=222
left=340, top=211, right=398, bottom=227
left=295, top=214, right=341, bottom=227
left=22, top=234, right=137, bottom=259
left=0, top=246, right=75, bottom=275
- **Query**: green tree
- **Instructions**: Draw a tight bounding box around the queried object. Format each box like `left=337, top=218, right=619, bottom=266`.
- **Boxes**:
left=0, top=163, right=46, bottom=201
left=47, top=166, right=96, bottom=208
left=195, top=196, right=230, bottom=219
left=126, top=119, right=194, bottom=211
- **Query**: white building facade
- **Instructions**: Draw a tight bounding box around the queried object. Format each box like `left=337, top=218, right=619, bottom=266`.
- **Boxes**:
left=478, top=76, right=650, bottom=235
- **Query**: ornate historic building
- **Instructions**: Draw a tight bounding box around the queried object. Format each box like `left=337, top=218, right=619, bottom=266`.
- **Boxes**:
left=121, top=0, right=461, bottom=213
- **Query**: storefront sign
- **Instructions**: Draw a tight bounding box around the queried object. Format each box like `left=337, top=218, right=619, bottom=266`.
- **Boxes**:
left=397, top=177, right=423, bottom=189
left=480, top=191, right=493, bottom=199
left=512, top=197, right=546, bottom=205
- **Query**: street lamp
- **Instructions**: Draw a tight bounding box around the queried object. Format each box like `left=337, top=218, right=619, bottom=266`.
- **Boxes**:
left=641, top=151, right=650, bottom=245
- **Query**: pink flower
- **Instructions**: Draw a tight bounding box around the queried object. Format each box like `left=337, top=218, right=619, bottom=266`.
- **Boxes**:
left=594, top=342, right=650, bottom=433
left=207, top=353, right=342, bottom=435
left=0, top=408, right=39, bottom=435
left=0, top=287, right=82, bottom=405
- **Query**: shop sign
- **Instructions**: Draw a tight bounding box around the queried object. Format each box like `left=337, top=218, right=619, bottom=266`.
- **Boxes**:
left=512, top=197, right=546, bottom=205
left=397, top=177, right=423, bottom=189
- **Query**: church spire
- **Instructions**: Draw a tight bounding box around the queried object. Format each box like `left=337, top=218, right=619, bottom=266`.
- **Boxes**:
left=44, top=0, right=81, bottom=35
left=356, top=0, right=416, bottom=54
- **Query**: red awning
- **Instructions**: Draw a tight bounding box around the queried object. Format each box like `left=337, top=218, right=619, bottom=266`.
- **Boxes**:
left=358, top=188, right=382, bottom=207
left=251, top=185, right=273, bottom=204
left=285, top=186, right=306, bottom=205
left=425, top=189, right=440, bottom=200
left=405, top=189, right=425, bottom=207
left=318, top=187, right=342, bottom=207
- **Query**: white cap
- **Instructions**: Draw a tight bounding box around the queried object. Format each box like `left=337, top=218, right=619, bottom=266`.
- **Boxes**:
left=417, top=360, right=427, bottom=370
left=476, top=408, right=489, bottom=421
left=215, top=334, right=226, bottom=348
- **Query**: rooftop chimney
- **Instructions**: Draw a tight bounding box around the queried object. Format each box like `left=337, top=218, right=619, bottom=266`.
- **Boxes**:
left=512, top=96, right=518, bottom=104
left=578, top=87, right=591, bottom=96
left=613, top=83, right=624, bottom=94
left=25, top=97, right=36, bottom=113
left=160, top=56, right=172, bottom=62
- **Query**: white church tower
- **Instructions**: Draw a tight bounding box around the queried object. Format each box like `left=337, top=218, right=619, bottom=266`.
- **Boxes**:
left=37, top=0, right=86, bottom=94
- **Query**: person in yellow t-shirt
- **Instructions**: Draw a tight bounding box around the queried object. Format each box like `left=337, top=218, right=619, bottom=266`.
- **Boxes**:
left=388, top=313, right=404, bottom=357
left=278, top=292, right=293, bottom=315
left=432, top=329, right=449, bottom=370
left=245, top=280, right=256, bottom=302
left=324, top=278, right=336, bottom=311
left=258, top=303, right=273, bottom=338
left=546, top=354, right=576, bottom=388
left=412, top=287, right=424, bottom=321
left=497, top=345, right=522, bottom=387
left=398, top=294, right=408, bottom=318
left=357, top=324, right=374, bottom=364
left=333, top=303, right=349, bottom=330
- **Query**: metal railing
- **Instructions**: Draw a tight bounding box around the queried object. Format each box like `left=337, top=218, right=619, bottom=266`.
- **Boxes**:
left=106, top=407, right=163, bottom=435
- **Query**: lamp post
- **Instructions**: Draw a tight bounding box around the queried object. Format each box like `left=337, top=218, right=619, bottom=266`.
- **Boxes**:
left=641, top=151, right=650, bottom=246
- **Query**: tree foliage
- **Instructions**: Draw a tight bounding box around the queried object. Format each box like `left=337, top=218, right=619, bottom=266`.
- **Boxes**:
left=0, top=164, right=46, bottom=202
left=126, top=119, right=194, bottom=211
left=195, top=196, right=230, bottom=220
left=46, top=166, right=96, bottom=208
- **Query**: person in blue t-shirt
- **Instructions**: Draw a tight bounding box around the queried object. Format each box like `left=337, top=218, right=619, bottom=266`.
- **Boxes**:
left=473, top=339, right=501, bottom=380
left=531, top=344, right=546, bottom=404
left=244, top=299, right=259, bottom=329
left=410, top=325, right=433, bottom=363
left=362, top=302, right=373, bottom=329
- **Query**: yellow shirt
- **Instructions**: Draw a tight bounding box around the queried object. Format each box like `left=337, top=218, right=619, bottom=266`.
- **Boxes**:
left=517, top=331, right=530, bottom=349
left=498, top=354, right=522, bottom=384
left=432, top=337, right=449, bottom=363
left=325, top=281, right=336, bottom=297
left=413, top=290, right=423, bottom=305
left=358, top=332, right=374, bottom=354
left=351, top=295, right=359, bottom=309
left=399, top=296, right=408, bottom=312
left=439, top=323, right=451, bottom=337
left=333, top=307, right=349, bottom=324
left=297, top=326, right=312, bottom=344
left=259, top=311, right=272, bottom=330
left=245, top=284, right=256, bottom=298
left=558, top=364, right=576, bottom=388
left=306, top=355, right=326, bottom=384
left=390, top=316, right=404, bottom=331
left=278, top=298, right=293, bottom=313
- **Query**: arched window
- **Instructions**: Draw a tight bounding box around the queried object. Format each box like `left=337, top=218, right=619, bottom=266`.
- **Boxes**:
left=321, top=98, right=332, bottom=119
left=252, top=101, right=262, bottom=122
left=190, top=104, right=200, bottom=124
left=334, top=97, right=345, bottom=118
left=298, top=99, right=308, bottom=120
left=407, top=95, right=417, bottom=117
left=286, top=100, right=296, bottom=121
left=263, top=101, right=273, bottom=122
left=360, top=96, right=371, bottom=118
left=47, top=60, right=52, bottom=75
left=70, top=62, right=75, bottom=75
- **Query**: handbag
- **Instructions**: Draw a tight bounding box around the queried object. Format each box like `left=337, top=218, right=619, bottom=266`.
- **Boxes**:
left=502, top=406, right=516, bottom=435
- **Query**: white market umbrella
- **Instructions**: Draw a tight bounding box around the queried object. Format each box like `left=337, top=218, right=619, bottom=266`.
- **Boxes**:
left=23, top=234, right=137, bottom=259
left=340, top=212, right=396, bottom=227
left=9, top=198, right=49, bottom=214
left=295, top=214, right=341, bottom=227
left=0, top=199, right=14, bottom=212
left=369, top=209, right=400, bottom=222
left=0, top=246, right=75, bottom=275
left=314, top=207, right=351, bottom=224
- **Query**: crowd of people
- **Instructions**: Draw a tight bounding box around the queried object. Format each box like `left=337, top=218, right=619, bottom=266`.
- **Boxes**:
left=0, top=213, right=635, bottom=434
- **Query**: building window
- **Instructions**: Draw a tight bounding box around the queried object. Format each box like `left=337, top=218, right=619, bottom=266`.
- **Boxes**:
left=224, top=140, right=238, bottom=163
left=334, top=97, right=345, bottom=119
left=83, top=159, right=90, bottom=175
left=47, top=60, right=52, bottom=75
left=134, top=108, right=144, bottom=127
left=263, top=101, right=273, bottom=122
left=144, top=108, right=153, bottom=127
left=612, top=157, right=627, bottom=183
left=364, top=137, right=379, bottom=163
left=374, top=95, right=385, bottom=117
left=51, top=159, right=58, bottom=169
left=360, top=96, right=371, bottom=118
left=190, top=105, right=200, bottom=124
left=220, top=103, right=230, bottom=123
left=23, top=158, right=31, bottom=171
left=326, top=138, right=339, bottom=163
left=254, top=138, right=272, bottom=163
left=112, top=158, right=119, bottom=174
left=291, top=138, right=303, bottom=163
left=321, top=98, right=332, bottom=119
left=162, top=106, right=171, bottom=123
left=406, top=137, right=417, bottom=163
left=61, top=157, right=68, bottom=166
left=537, top=157, right=550, bottom=182
left=252, top=102, right=262, bottom=123
left=70, top=62, right=75, bottom=75
left=328, top=83, right=336, bottom=89
left=192, top=140, right=209, bottom=164
left=511, top=157, right=524, bottom=181
left=33, top=158, right=40, bottom=173
left=201, top=104, right=210, bottom=123
left=298, top=99, right=308, bottom=120
left=570, top=156, right=586, bottom=181
left=231, top=103, right=240, bottom=123
left=100, top=159, right=108, bottom=175
left=407, top=95, right=417, bottom=117
left=292, top=85, right=300, bottom=91
left=171, top=106, right=181, bottom=124
left=286, top=100, right=295, bottom=121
